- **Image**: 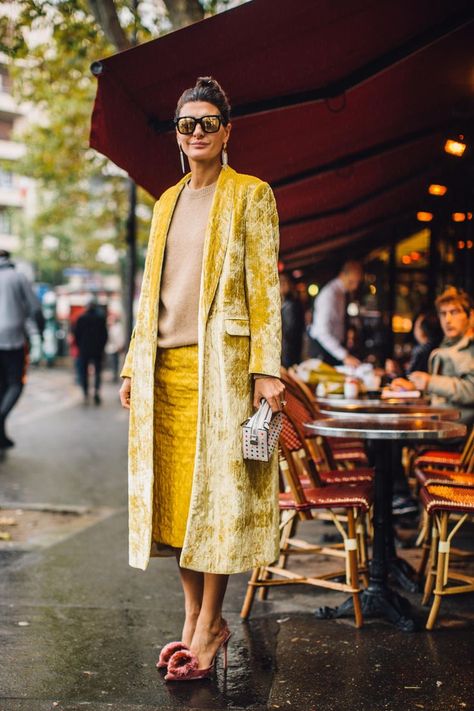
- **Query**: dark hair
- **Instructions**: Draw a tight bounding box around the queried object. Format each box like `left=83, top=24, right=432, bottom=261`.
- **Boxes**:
left=175, top=76, right=231, bottom=125
left=0, top=249, right=11, bottom=259
left=416, top=311, right=443, bottom=344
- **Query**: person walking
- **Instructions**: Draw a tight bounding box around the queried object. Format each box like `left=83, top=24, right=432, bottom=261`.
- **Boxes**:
left=308, top=261, right=363, bottom=367
left=0, top=249, right=42, bottom=449
left=280, top=272, right=305, bottom=367
left=119, top=77, right=284, bottom=681
left=73, top=298, right=108, bottom=405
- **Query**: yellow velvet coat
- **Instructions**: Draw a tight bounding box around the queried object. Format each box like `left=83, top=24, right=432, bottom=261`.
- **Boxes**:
left=121, top=167, right=282, bottom=573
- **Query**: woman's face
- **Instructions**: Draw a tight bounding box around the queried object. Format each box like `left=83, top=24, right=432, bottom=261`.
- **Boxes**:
left=176, top=101, right=231, bottom=167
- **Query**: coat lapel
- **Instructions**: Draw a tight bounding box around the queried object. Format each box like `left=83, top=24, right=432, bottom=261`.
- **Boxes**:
left=199, top=167, right=236, bottom=326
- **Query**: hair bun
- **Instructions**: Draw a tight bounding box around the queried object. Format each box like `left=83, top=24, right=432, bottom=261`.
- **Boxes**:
left=175, top=77, right=231, bottom=125
left=197, top=76, right=217, bottom=88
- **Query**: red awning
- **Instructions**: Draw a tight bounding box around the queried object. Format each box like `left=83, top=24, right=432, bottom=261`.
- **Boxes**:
left=90, top=0, right=474, bottom=264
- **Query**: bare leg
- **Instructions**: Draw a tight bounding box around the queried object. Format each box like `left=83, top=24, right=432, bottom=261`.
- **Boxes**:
left=190, top=572, right=229, bottom=669
left=175, top=552, right=204, bottom=647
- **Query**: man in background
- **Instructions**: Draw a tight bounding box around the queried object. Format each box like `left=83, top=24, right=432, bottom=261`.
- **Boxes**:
left=0, top=249, right=42, bottom=449
left=73, top=298, right=108, bottom=405
left=393, top=287, right=474, bottom=425
left=308, top=261, right=363, bottom=367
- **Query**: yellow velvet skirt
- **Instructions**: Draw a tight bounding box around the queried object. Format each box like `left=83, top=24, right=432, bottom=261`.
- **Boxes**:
left=152, top=345, right=198, bottom=548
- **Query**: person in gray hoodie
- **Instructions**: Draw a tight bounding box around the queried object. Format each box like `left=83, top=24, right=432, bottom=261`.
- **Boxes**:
left=393, top=286, right=474, bottom=425
left=0, top=250, right=42, bottom=448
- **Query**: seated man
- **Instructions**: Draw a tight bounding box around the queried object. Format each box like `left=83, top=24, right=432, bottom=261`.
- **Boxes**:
left=393, top=287, right=474, bottom=425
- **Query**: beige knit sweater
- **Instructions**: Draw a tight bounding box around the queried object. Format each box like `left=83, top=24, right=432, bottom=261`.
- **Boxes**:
left=157, top=180, right=217, bottom=348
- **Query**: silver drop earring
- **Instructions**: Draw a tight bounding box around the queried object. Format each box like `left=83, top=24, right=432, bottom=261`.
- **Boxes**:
left=179, top=145, right=186, bottom=174
left=221, top=143, right=228, bottom=167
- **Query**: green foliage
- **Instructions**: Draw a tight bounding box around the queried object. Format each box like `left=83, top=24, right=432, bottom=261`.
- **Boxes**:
left=3, top=0, right=154, bottom=283
left=1, top=0, right=248, bottom=284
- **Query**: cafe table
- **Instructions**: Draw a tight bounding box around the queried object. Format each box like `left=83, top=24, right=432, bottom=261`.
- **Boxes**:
left=305, top=417, right=466, bottom=631
left=315, top=403, right=460, bottom=591
left=316, top=396, right=430, bottom=408
left=317, top=403, right=460, bottom=420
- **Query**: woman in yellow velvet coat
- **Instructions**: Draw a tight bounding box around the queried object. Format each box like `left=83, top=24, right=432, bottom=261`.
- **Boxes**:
left=120, top=77, right=284, bottom=681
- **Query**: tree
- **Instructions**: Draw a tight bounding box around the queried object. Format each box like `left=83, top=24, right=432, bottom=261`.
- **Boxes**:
left=1, top=0, right=245, bottom=284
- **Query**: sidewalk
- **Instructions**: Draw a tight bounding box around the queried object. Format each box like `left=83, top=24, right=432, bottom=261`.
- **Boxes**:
left=0, top=367, right=473, bottom=711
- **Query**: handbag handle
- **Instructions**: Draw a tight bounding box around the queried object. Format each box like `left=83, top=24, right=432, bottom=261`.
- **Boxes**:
left=250, top=398, right=273, bottom=445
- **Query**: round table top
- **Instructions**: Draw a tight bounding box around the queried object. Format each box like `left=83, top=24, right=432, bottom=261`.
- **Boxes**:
left=316, top=396, right=429, bottom=408
left=305, top=417, right=467, bottom=441
left=317, top=404, right=460, bottom=421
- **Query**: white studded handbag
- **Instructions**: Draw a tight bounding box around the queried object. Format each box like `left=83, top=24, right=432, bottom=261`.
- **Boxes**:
left=242, top=398, right=283, bottom=462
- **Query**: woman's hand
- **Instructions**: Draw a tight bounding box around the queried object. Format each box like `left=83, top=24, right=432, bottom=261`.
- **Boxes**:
left=120, top=377, right=131, bottom=409
left=253, top=376, right=286, bottom=413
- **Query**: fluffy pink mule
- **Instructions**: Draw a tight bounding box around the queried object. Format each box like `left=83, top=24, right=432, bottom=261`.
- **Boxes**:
left=164, top=627, right=232, bottom=682
left=164, top=649, right=203, bottom=681
left=156, top=641, right=189, bottom=670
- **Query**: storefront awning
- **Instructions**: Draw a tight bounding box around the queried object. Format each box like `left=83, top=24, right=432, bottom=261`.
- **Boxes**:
left=90, top=0, right=474, bottom=264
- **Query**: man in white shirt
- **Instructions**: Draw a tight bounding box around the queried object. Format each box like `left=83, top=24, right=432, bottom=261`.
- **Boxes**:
left=308, top=261, right=363, bottom=367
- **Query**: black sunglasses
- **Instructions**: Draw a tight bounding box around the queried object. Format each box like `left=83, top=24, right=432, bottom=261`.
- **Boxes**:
left=175, top=115, right=223, bottom=135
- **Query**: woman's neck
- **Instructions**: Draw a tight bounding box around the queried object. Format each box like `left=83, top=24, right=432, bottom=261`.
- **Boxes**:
left=188, top=160, right=222, bottom=190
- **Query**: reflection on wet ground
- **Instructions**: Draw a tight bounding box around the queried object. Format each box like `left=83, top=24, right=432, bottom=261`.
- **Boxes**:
left=0, top=369, right=473, bottom=710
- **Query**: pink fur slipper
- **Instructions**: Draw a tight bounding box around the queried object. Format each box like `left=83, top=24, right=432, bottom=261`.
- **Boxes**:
left=164, top=649, right=200, bottom=681
left=156, top=641, right=189, bottom=669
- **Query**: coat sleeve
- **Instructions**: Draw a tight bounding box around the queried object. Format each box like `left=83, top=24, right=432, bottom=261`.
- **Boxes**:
left=427, top=372, right=474, bottom=406
left=244, top=182, right=281, bottom=378
left=120, top=199, right=161, bottom=379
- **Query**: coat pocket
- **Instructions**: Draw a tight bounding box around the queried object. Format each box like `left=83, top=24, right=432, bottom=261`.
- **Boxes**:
left=224, top=318, right=250, bottom=336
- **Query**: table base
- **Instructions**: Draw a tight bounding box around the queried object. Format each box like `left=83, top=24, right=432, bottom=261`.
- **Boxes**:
left=388, top=556, right=420, bottom=593
left=314, top=584, right=416, bottom=632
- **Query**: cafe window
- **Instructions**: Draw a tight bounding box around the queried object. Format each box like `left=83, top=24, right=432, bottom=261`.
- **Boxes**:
left=0, top=120, right=12, bottom=140
left=0, top=168, right=13, bottom=187
left=0, top=68, right=12, bottom=94
left=0, top=208, right=12, bottom=234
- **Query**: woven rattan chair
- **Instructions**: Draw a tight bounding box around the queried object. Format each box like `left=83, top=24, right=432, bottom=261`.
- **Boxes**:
left=412, top=427, right=474, bottom=472
left=415, top=452, right=474, bottom=579
left=282, top=369, right=371, bottom=472
left=240, top=411, right=373, bottom=627
left=285, top=367, right=369, bottom=466
left=419, top=483, right=474, bottom=629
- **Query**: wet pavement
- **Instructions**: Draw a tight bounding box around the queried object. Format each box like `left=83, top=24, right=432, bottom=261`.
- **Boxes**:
left=1, top=367, right=473, bottom=711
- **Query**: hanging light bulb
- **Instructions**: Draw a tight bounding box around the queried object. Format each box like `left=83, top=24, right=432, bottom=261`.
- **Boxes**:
left=444, top=136, right=467, bottom=157
left=417, top=211, right=433, bottom=222
left=428, top=184, right=448, bottom=196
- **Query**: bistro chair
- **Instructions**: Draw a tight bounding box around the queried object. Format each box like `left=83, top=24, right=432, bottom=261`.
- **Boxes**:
left=283, top=387, right=374, bottom=487
left=415, top=453, right=474, bottom=579
left=412, top=427, right=474, bottom=472
left=283, top=368, right=369, bottom=469
left=419, top=483, right=474, bottom=629
left=240, top=411, right=373, bottom=627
